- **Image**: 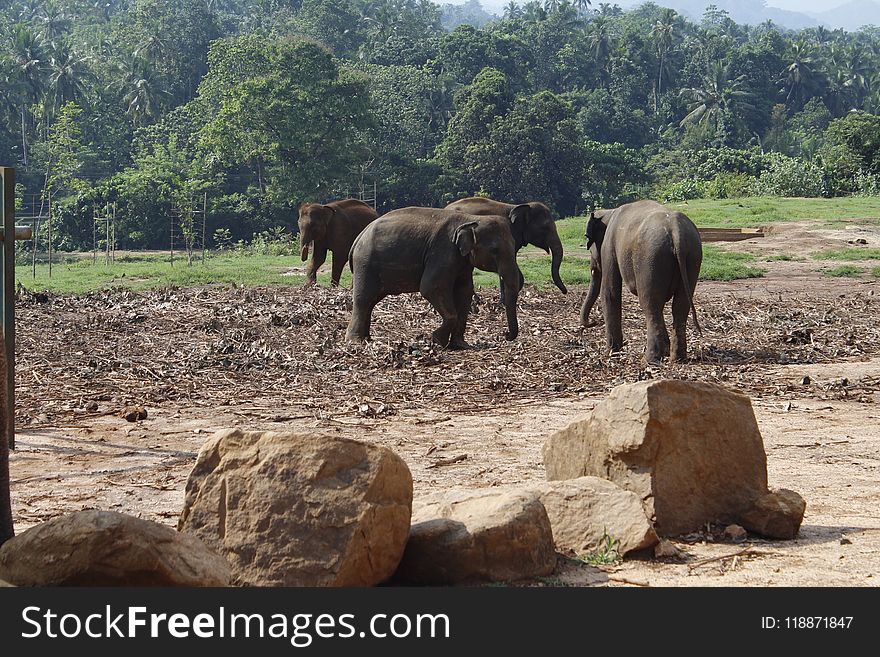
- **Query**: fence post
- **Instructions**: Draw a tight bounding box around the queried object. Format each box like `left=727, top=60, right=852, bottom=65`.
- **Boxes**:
left=1, top=167, right=16, bottom=452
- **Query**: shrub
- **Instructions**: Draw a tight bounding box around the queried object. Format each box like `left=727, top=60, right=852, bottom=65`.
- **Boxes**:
left=752, top=154, right=826, bottom=197
left=705, top=172, right=756, bottom=199
left=854, top=170, right=880, bottom=197
left=655, top=178, right=707, bottom=203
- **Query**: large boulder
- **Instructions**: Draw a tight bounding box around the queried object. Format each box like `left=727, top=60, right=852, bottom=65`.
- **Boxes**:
left=526, top=477, right=658, bottom=556
left=543, top=380, right=771, bottom=536
left=0, top=510, right=231, bottom=586
left=393, top=489, right=556, bottom=585
left=739, top=489, right=806, bottom=539
left=178, top=429, right=413, bottom=587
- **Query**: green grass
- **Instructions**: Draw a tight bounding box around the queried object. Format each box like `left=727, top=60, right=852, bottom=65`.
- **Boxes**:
left=764, top=254, right=804, bottom=262
left=873, top=267, right=880, bottom=278
left=17, top=252, right=318, bottom=295
left=823, top=265, right=864, bottom=277
left=577, top=533, right=622, bottom=566
left=657, top=196, right=880, bottom=228
left=811, top=248, right=880, bottom=261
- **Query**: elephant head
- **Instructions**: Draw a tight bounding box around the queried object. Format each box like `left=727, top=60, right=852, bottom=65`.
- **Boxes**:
left=580, top=210, right=610, bottom=328
left=454, top=218, right=520, bottom=340
left=297, top=203, right=335, bottom=261
left=508, top=202, right=567, bottom=295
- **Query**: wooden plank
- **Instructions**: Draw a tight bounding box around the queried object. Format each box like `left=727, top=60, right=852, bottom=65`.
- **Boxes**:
left=698, top=227, right=764, bottom=243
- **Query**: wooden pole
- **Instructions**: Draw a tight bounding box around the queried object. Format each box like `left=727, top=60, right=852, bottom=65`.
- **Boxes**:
left=47, top=193, right=52, bottom=279
left=170, top=209, right=174, bottom=268
left=111, top=202, right=116, bottom=264
left=1, top=168, right=16, bottom=454
left=92, top=204, right=96, bottom=264
left=202, top=192, right=207, bottom=264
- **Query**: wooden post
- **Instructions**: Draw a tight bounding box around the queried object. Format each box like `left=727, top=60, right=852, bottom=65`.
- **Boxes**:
left=202, top=192, right=207, bottom=264
left=1, top=168, right=16, bottom=453
left=92, top=204, right=97, bottom=264
left=47, top=192, right=52, bottom=279
left=170, top=209, right=175, bottom=268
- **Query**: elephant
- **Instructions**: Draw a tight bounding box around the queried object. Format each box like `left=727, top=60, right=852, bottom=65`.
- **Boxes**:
left=346, top=207, right=521, bottom=348
left=444, top=197, right=567, bottom=300
left=298, top=198, right=378, bottom=286
left=580, top=199, right=702, bottom=363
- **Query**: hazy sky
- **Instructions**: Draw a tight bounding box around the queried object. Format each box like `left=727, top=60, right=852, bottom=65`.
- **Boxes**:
left=765, top=0, right=848, bottom=12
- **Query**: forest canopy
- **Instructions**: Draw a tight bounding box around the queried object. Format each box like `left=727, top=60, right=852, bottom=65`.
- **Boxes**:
left=3, top=0, right=880, bottom=249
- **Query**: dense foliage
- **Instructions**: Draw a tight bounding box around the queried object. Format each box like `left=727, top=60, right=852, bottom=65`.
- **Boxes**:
left=3, top=0, right=880, bottom=249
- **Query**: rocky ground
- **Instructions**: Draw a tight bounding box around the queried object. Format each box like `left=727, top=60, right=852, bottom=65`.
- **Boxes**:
left=8, top=219, right=880, bottom=586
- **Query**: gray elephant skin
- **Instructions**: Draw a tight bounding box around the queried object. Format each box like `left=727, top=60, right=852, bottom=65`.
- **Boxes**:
left=298, top=198, right=378, bottom=286
left=444, top=197, right=567, bottom=297
left=580, top=199, right=702, bottom=363
left=346, top=207, right=521, bottom=348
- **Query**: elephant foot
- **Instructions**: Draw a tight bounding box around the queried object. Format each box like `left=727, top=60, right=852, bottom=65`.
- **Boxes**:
left=431, top=329, right=451, bottom=348
left=303, top=278, right=317, bottom=288
left=448, top=338, right=471, bottom=350
left=345, top=331, right=369, bottom=344
left=582, top=319, right=601, bottom=328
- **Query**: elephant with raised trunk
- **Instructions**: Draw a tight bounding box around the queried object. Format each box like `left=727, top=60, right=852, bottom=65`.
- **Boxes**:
left=444, top=197, right=567, bottom=298
left=346, top=207, right=521, bottom=348
left=580, top=200, right=702, bottom=363
left=298, top=198, right=378, bottom=286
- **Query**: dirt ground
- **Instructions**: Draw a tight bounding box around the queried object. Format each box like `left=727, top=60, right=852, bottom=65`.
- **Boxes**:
left=8, top=218, right=880, bottom=587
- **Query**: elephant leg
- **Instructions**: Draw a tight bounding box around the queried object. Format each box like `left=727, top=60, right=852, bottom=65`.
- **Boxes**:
left=421, top=282, right=458, bottom=348
left=305, top=245, right=327, bottom=286
left=670, top=290, right=690, bottom=362
left=640, top=296, right=670, bottom=364
left=602, top=265, right=624, bottom=354
left=330, top=250, right=345, bottom=287
left=498, top=274, right=505, bottom=306
left=346, top=285, right=381, bottom=342
left=450, top=276, right=475, bottom=349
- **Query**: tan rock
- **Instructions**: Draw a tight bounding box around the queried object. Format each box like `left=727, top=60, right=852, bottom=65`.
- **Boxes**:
left=526, top=477, right=657, bottom=556
left=723, top=524, right=748, bottom=541
left=543, top=379, right=769, bottom=536
left=393, top=489, right=556, bottom=585
left=178, top=429, right=413, bottom=587
left=739, top=489, right=806, bottom=539
left=0, top=510, right=231, bottom=586
left=654, top=539, right=685, bottom=559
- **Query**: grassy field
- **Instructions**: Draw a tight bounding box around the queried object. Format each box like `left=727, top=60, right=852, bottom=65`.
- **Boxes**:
left=21, top=195, right=880, bottom=294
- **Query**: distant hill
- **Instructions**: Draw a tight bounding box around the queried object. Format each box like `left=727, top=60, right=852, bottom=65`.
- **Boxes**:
left=452, top=0, right=880, bottom=32
left=810, top=0, right=880, bottom=30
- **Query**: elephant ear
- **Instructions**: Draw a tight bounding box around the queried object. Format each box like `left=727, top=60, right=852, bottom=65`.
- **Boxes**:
left=454, top=221, right=479, bottom=257
left=509, top=204, right=530, bottom=225
left=586, top=212, right=603, bottom=250
left=322, top=204, right=337, bottom=217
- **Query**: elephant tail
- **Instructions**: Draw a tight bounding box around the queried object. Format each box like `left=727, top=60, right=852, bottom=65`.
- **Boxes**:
left=673, top=230, right=702, bottom=335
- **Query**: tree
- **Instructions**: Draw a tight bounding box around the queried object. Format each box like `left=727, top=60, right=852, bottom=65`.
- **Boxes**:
left=780, top=38, right=824, bottom=109
left=198, top=37, right=371, bottom=203
left=680, top=60, right=756, bottom=146
left=650, top=8, right=677, bottom=108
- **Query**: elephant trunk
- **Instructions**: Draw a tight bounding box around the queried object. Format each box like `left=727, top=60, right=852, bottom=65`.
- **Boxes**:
left=501, top=264, right=520, bottom=340
left=580, top=263, right=601, bottom=328
left=549, top=235, right=567, bottom=294
left=300, top=231, right=312, bottom=262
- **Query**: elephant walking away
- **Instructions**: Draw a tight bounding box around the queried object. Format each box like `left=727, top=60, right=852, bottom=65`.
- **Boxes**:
left=346, top=207, right=521, bottom=348
left=444, top=197, right=567, bottom=299
left=580, top=200, right=702, bottom=363
left=298, top=198, right=378, bottom=286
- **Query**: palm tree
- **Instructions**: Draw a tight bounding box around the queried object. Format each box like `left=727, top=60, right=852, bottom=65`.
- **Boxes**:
left=680, top=60, right=756, bottom=144
left=112, top=56, right=169, bottom=127
left=586, top=15, right=614, bottom=86
left=47, top=42, right=93, bottom=111
left=573, top=0, right=591, bottom=15
left=651, top=9, right=676, bottom=109
left=503, top=1, right=521, bottom=19
left=8, top=24, right=49, bottom=166
left=780, top=38, right=824, bottom=109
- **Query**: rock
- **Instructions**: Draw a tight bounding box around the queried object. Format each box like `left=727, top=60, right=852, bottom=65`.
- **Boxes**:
left=738, top=489, right=806, bottom=539
left=121, top=405, right=147, bottom=421
left=393, top=489, right=555, bottom=585
left=525, top=477, right=657, bottom=556
left=85, top=401, right=99, bottom=412
left=723, top=524, right=748, bottom=541
left=543, top=379, right=769, bottom=536
left=0, top=510, right=231, bottom=586
left=654, top=539, right=685, bottom=559
left=178, top=429, right=412, bottom=587
left=0, top=579, right=14, bottom=587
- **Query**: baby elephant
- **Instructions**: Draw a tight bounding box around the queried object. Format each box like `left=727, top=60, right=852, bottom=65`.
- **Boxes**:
left=298, top=198, right=378, bottom=286
left=581, top=200, right=702, bottom=363
left=346, top=207, right=521, bottom=348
